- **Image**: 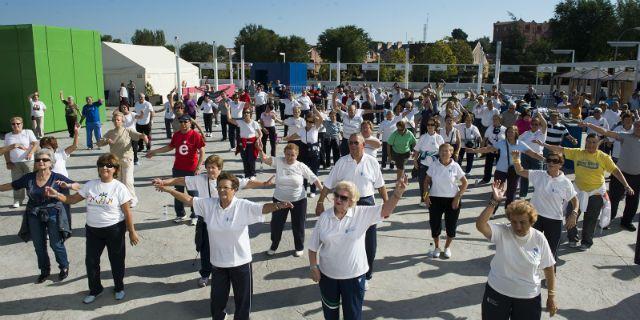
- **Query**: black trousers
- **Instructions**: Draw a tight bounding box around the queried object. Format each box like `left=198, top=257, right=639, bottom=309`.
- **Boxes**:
left=483, top=152, right=498, bottom=181
left=567, top=194, right=603, bottom=247
left=609, top=171, right=640, bottom=225
left=481, top=283, right=541, bottom=320
left=164, top=118, right=173, bottom=139
left=374, top=104, right=384, bottom=124
left=300, top=144, right=320, bottom=193
left=357, top=196, right=376, bottom=280
left=533, top=215, right=562, bottom=261
left=493, top=168, right=519, bottom=213
left=228, top=121, right=241, bottom=149
left=340, top=138, right=350, bottom=157
left=85, top=221, right=126, bottom=295
left=131, top=140, right=139, bottom=163
left=261, top=126, right=277, bottom=157
left=65, top=115, right=77, bottom=137
left=211, top=263, right=252, bottom=320
left=458, top=147, right=475, bottom=174
left=240, top=142, right=257, bottom=178
left=270, top=197, right=307, bottom=251
left=135, top=123, right=151, bottom=151
left=203, top=113, right=214, bottom=133
left=220, top=114, right=229, bottom=140
left=428, top=196, right=461, bottom=238
left=197, top=218, right=212, bottom=278
left=324, top=136, right=341, bottom=168
left=318, top=132, right=326, bottom=166
left=172, top=168, right=197, bottom=218
left=381, top=142, right=390, bottom=168
left=255, top=104, right=267, bottom=121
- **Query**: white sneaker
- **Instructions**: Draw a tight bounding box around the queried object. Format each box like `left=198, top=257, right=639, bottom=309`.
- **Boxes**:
left=266, top=249, right=276, bottom=256
left=430, top=248, right=441, bottom=258
left=214, top=124, right=219, bottom=128
left=418, top=202, right=426, bottom=207
left=191, top=218, right=198, bottom=226
left=173, top=217, right=187, bottom=224
left=364, top=280, right=370, bottom=291
left=114, top=290, right=126, bottom=300
left=12, top=201, right=20, bottom=208
left=308, top=193, right=316, bottom=198
left=444, top=247, right=452, bottom=258
left=294, top=250, right=304, bottom=257
left=229, top=147, right=236, bottom=152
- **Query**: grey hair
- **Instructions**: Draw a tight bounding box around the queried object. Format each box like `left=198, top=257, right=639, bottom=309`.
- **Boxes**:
left=34, top=148, right=56, bottom=169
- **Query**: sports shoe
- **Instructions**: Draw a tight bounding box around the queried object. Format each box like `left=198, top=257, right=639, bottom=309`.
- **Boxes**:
left=229, top=147, right=236, bottom=152
left=430, top=248, right=441, bottom=258
left=308, top=193, right=316, bottom=198
left=418, top=202, right=426, bottom=207
left=115, top=290, right=126, bottom=300
left=58, top=268, right=69, bottom=281
left=568, top=241, right=578, bottom=248
left=36, top=270, right=50, bottom=283
left=83, top=292, right=102, bottom=304
left=621, top=223, right=637, bottom=232
left=214, top=124, right=219, bottom=128
left=578, top=244, right=591, bottom=251
left=266, top=249, right=276, bottom=256
left=173, top=216, right=187, bottom=224
left=191, top=218, right=198, bottom=226
left=443, top=247, right=452, bottom=258
left=364, top=280, right=370, bottom=291
left=197, top=277, right=209, bottom=288
left=294, top=250, right=304, bottom=257
left=12, top=201, right=20, bottom=208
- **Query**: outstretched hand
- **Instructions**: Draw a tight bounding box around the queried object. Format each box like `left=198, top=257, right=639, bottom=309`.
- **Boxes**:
left=265, top=175, right=275, bottom=186
left=491, top=180, right=506, bottom=202
left=44, top=186, right=59, bottom=198
left=395, top=174, right=409, bottom=194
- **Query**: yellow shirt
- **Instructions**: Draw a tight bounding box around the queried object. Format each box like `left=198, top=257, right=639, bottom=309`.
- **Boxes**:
left=563, top=148, right=616, bottom=192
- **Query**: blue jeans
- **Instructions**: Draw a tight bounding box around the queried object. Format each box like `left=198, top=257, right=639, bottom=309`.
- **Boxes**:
left=85, top=122, right=102, bottom=148
left=28, top=213, right=69, bottom=271
left=319, top=273, right=366, bottom=320
left=172, top=168, right=197, bottom=218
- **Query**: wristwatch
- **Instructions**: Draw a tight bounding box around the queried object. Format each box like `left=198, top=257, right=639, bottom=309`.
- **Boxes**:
left=309, top=264, right=319, bottom=271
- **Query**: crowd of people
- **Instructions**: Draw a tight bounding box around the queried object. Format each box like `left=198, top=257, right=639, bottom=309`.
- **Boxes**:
left=2, top=80, right=640, bottom=320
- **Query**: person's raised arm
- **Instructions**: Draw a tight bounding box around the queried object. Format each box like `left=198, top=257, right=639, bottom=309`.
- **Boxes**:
left=156, top=184, right=193, bottom=206
left=245, top=175, right=275, bottom=189
left=59, top=90, right=64, bottom=102
left=44, top=187, right=85, bottom=204
left=511, top=151, right=529, bottom=178
left=534, top=139, right=564, bottom=154
left=467, top=145, right=497, bottom=154
left=152, top=176, right=186, bottom=187
left=315, top=186, right=331, bottom=216
left=476, top=180, right=505, bottom=239
left=260, top=150, right=274, bottom=166
left=64, top=125, right=79, bottom=155
left=380, top=175, right=408, bottom=218
left=580, top=121, right=619, bottom=140
left=262, top=201, right=294, bottom=214
left=537, top=112, right=548, bottom=135
left=146, top=144, right=174, bottom=158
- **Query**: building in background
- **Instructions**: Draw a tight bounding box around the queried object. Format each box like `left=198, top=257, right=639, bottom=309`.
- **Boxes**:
left=493, top=19, right=550, bottom=47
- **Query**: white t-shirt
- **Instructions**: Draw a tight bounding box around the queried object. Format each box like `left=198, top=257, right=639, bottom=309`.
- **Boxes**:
left=185, top=174, right=249, bottom=198
left=254, top=91, right=268, bottom=105
left=364, top=136, right=381, bottom=158
left=4, top=129, right=37, bottom=163
left=228, top=100, right=245, bottom=119
left=297, top=127, right=320, bottom=144
left=378, top=119, right=398, bottom=142
left=584, top=116, right=609, bottom=135
left=52, top=149, right=70, bottom=178
left=457, top=124, right=481, bottom=144
left=123, top=112, right=137, bottom=129
left=488, top=223, right=555, bottom=299
left=163, top=101, right=175, bottom=120
left=282, top=99, right=299, bottom=116
left=119, top=86, right=128, bottom=98
left=603, top=109, right=621, bottom=129
left=30, top=100, right=46, bottom=117
left=308, top=205, right=383, bottom=279
left=485, top=125, right=506, bottom=146
left=134, top=101, right=153, bottom=125
left=439, top=127, right=459, bottom=145
left=284, top=117, right=306, bottom=132
left=529, top=170, right=576, bottom=221
left=339, top=111, right=364, bottom=137
left=518, top=129, right=546, bottom=154
left=426, top=160, right=465, bottom=198
left=200, top=100, right=216, bottom=114
left=237, top=120, right=261, bottom=138
left=271, top=157, right=318, bottom=202
left=414, top=133, right=444, bottom=166
left=79, top=179, right=132, bottom=228
left=260, top=111, right=276, bottom=128
left=324, top=154, right=385, bottom=198
left=193, top=197, right=264, bottom=268
left=297, top=95, right=313, bottom=111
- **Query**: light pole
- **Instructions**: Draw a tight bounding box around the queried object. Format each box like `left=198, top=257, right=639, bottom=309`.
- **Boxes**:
left=175, top=36, right=181, bottom=96
left=212, top=41, right=219, bottom=91
left=227, top=48, right=234, bottom=86
left=551, top=49, right=575, bottom=70
left=614, top=27, right=640, bottom=60
left=336, top=47, right=341, bottom=85
left=279, top=52, right=286, bottom=63
left=240, top=45, right=245, bottom=90
left=608, top=41, right=640, bottom=91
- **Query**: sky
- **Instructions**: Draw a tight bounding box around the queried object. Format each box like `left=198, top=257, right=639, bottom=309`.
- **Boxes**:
left=0, top=0, right=560, bottom=47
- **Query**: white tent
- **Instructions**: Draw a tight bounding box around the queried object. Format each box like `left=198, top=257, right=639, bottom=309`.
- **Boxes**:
left=102, top=42, right=199, bottom=105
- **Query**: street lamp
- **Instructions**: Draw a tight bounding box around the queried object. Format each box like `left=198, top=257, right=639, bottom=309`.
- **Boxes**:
left=614, top=27, right=640, bottom=60
left=551, top=49, right=575, bottom=71
left=279, top=52, right=286, bottom=63
left=175, top=36, right=181, bottom=95
left=608, top=41, right=640, bottom=91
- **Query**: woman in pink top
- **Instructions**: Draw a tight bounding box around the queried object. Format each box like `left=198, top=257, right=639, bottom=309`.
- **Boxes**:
left=515, top=109, right=532, bottom=134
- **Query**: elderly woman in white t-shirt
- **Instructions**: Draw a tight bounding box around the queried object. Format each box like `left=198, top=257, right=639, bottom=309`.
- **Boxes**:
left=309, top=176, right=408, bottom=320
left=226, top=106, right=263, bottom=179
left=476, top=181, right=557, bottom=320
left=261, top=143, right=322, bottom=257
left=45, top=153, right=139, bottom=304
left=413, top=118, right=444, bottom=207
left=157, top=172, right=292, bottom=320
left=423, top=144, right=468, bottom=258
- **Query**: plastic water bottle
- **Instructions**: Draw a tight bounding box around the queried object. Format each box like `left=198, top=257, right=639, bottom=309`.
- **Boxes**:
left=428, top=242, right=434, bottom=256
left=163, top=205, right=168, bottom=221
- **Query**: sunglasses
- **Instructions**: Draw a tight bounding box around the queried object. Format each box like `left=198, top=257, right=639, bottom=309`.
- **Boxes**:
left=179, top=120, right=190, bottom=123
left=333, top=192, right=350, bottom=202
left=348, top=141, right=360, bottom=145
left=427, top=123, right=436, bottom=127
left=11, top=123, right=22, bottom=126
left=98, top=163, right=117, bottom=169
left=546, top=158, right=562, bottom=164
left=34, top=158, right=51, bottom=163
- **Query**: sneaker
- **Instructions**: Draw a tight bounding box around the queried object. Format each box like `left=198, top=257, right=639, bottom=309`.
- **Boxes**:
left=364, top=280, right=370, bottom=291
left=229, top=147, right=236, bottom=152
left=197, top=277, right=209, bottom=288
left=443, top=247, right=452, bottom=258
left=114, top=290, right=126, bottom=300
left=83, top=292, right=102, bottom=304
left=465, top=172, right=471, bottom=177
left=134, top=161, right=140, bottom=166
left=569, top=241, right=578, bottom=248
left=430, top=248, right=441, bottom=258
left=214, top=124, right=219, bottom=128
left=12, top=201, right=20, bottom=208
left=308, top=193, right=316, bottom=198
left=266, top=249, right=276, bottom=256
left=58, top=268, right=69, bottom=281
left=173, top=216, right=187, bottom=224
left=418, top=202, right=426, bottom=207
left=36, top=270, right=50, bottom=283
left=578, top=244, right=591, bottom=251
left=294, top=250, right=304, bottom=257
left=621, top=223, right=637, bottom=232
left=190, top=218, right=198, bottom=226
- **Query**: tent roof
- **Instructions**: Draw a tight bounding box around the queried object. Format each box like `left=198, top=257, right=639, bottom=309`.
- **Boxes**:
left=576, top=68, right=609, bottom=80
left=102, top=42, right=198, bottom=74
left=604, top=70, right=636, bottom=81
left=556, top=70, right=584, bottom=78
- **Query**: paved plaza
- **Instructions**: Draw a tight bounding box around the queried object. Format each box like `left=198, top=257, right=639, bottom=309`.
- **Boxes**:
left=0, top=108, right=638, bottom=320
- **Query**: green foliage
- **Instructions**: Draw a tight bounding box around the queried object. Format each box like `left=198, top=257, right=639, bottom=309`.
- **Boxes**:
left=131, top=29, right=166, bottom=46
left=451, top=28, right=468, bottom=41
left=448, top=39, right=473, bottom=64
left=234, top=24, right=280, bottom=62
left=498, top=26, right=527, bottom=64
left=380, top=48, right=407, bottom=82
left=317, top=25, right=371, bottom=62
left=100, top=34, right=122, bottom=43
left=180, top=41, right=214, bottom=62
left=277, top=35, right=310, bottom=62
left=414, top=40, right=458, bottom=80
left=615, top=0, right=640, bottom=59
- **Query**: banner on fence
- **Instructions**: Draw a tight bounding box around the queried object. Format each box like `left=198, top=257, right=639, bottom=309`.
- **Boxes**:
left=361, top=64, right=379, bottom=71
left=330, top=63, right=347, bottom=70
left=536, top=66, right=557, bottom=73
left=429, top=64, right=447, bottom=71
left=200, top=62, right=228, bottom=70
left=395, top=64, right=413, bottom=71
left=500, top=65, right=520, bottom=72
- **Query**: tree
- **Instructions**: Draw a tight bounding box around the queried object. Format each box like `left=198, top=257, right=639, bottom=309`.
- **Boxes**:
left=414, top=40, right=457, bottom=80
left=615, top=0, right=640, bottom=59
left=317, top=25, right=371, bottom=62
left=549, top=0, right=617, bottom=61
left=498, top=26, right=527, bottom=64
left=233, top=24, right=280, bottom=62
left=276, top=35, right=310, bottom=62
left=180, top=41, right=214, bottom=62
left=451, top=28, right=468, bottom=41
left=131, top=29, right=166, bottom=46
left=448, top=39, right=473, bottom=64
left=380, top=48, right=408, bottom=82
left=101, top=34, right=122, bottom=43
left=472, top=36, right=493, bottom=54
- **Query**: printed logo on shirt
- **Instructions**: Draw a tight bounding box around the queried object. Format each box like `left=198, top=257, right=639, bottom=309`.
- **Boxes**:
left=575, top=160, right=599, bottom=170
left=178, top=141, right=189, bottom=155
left=87, top=192, right=114, bottom=205
left=344, top=226, right=356, bottom=234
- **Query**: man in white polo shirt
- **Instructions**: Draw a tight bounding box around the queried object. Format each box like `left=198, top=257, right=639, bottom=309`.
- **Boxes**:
left=134, top=93, right=154, bottom=151
left=337, top=104, right=364, bottom=156
left=254, top=85, right=269, bottom=121
left=316, top=133, right=387, bottom=290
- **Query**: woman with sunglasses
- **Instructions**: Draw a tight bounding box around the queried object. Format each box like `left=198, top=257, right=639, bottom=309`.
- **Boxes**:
left=223, top=93, right=249, bottom=151
left=512, top=150, right=578, bottom=262
left=423, top=144, right=468, bottom=258
left=171, top=101, right=204, bottom=137
left=517, top=112, right=547, bottom=199
left=226, top=107, right=263, bottom=179
left=97, top=112, right=149, bottom=207
left=4, top=116, right=39, bottom=208
left=0, top=149, right=77, bottom=283
left=285, top=107, right=324, bottom=197
left=157, top=172, right=292, bottom=320
left=39, top=124, right=79, bottom=179
left=45, top=153, right=139, bottom=303
left=413, top=118, right=444, bottom=207
left=476, top=181, right=558, bottom=320
left=309, top=176, right=408, bottom=320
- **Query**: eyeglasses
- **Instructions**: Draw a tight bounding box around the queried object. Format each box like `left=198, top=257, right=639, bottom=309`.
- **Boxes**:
left=427, top=123, right=436, bottom=127
left=333, top=192, right=350, bottom=202
left=348, top=141, right=360, bottom=145
left=546, top=158, right=562, bottom=164
left=179, top=120, right=190, bottom=123
left=34, top=158, right=51, bottom=163
left=11, top=122, right=22, bottom=126
left=98, top=163, right=116, bottom=169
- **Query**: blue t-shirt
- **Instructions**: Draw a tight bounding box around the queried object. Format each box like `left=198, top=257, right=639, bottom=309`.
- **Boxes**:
left=12, top=172, right=74, bottom=214
left=82, top=101, right=102, bottom=123
left=494, top=140, right=533, bottom=172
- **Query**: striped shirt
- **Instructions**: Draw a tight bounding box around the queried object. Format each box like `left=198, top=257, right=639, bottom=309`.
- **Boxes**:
left=546, top=122, right=571, bottom=145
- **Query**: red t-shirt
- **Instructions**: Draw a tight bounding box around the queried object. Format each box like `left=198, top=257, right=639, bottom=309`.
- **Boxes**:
left=170, top=130, right=205, bottom=172
left=240, top=93, right=251, bottom=104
